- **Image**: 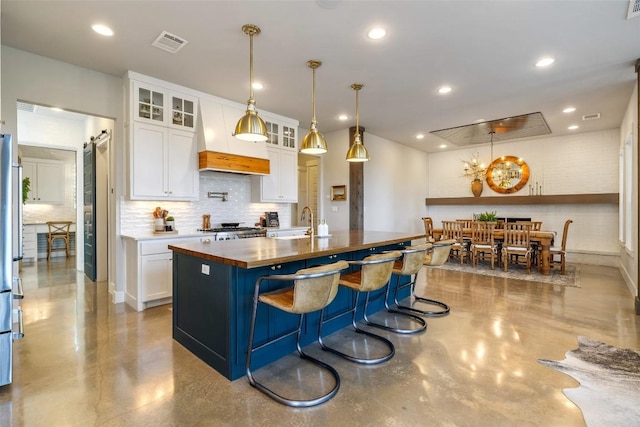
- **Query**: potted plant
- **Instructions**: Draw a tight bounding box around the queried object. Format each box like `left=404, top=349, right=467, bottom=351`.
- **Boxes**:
left=22, top=177, right=31, bottom=204
left=462, top=153, right=487, bottom=197
left=476, top=211, right=498, bottom=222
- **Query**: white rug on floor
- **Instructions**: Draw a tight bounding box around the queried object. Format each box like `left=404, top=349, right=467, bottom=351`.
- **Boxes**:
left=433, top=261, right=580, bottom=287
left=538, top=336, right=640, bottom=426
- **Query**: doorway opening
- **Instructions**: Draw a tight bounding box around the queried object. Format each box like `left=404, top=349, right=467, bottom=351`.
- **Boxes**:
left=16, top=101, right=113, bottom=282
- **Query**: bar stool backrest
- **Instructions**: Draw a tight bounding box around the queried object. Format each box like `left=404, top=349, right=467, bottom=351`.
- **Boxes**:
left=396, top=243, right=432, bottom=276
left=426, top=240, right=455, bottom=265
left=358, top=251, right=402, bottom=292
left=291, top=260, right=349, bottom=313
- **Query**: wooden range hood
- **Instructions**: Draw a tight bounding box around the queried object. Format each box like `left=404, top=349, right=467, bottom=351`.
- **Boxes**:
left=198, top=98, right=270, bottom=175
left=198, top=151, right=269, bottom=175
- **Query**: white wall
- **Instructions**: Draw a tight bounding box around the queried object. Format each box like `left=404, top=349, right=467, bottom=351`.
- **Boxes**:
left=319, top=128, right=429, bottom=234
left=320, top=129, right=351, bottom=231
left=618, top=82, right=638, bottom=295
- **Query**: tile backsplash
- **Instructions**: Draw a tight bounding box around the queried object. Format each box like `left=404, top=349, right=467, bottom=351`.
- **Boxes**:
left=120, top=171, right=292, bottom=235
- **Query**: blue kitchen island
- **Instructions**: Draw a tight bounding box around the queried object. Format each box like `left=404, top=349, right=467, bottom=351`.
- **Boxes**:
left=168, top=230, right=425, bottom=380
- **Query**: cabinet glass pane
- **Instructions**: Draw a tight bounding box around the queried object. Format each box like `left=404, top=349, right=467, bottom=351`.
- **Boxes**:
left=138, top=88, right=151, bottom=119
left=184, top=100, right=194, bottom=114
left=139, top=88, right=151, bottom=103
left=152, top=91, right=164, bottom=106
left=172, top=112, right=183, bottom=126
left=184, top=114, right=194, bottom=128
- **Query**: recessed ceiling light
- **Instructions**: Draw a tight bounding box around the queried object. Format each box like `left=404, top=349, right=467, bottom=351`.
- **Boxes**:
left=536, top=57, right=555, bottom=67
left=92, top=24, right=113, bottom=37
left=439, top=144, right=447, bottom=149
left=367, top=28, right=387, bottom=40
left=437, top=86, right=452, bottom=94
left=337, top=114, right=349, bottom=121
left=568, top=125, right=579, bottom=130
left=563, top=107, right=576, bottom=113
left=50, top=107, right=64, bottom=112
left=416, top=134, right=425, bottom=139
left=252, top=82, right=263, bottom=90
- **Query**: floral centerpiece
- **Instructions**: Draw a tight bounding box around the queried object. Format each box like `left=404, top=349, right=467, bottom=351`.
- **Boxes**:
left=462, top=152, right=487, bottom=197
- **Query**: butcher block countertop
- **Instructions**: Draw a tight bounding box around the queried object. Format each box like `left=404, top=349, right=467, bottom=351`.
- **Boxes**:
left=168, top=230, right=425, bottom=269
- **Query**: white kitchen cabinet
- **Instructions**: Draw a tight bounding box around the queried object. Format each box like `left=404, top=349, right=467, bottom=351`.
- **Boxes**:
left=130, top=122, right=199, bottom=200
left=133, top=81, right=197, bottom=131
left=124, top=236, right=209, bottom=311
left=252, top=146, right=298, bottom=203
left=22, top=159, right=64, bottom=204
left=22, top=225, right=37, bottom=262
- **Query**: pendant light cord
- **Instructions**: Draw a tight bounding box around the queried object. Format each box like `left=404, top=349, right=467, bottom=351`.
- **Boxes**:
left=249, top=32, right=255, bottom=102
left=312, top=66, right=317, bottom=122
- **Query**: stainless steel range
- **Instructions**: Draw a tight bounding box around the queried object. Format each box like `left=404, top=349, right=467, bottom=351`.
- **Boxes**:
left=198, top=226, right=267, bottom=241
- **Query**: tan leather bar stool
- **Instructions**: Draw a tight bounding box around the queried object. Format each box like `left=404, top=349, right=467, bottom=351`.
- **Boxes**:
left=246, top=260, right=348, bottom=407
left=318, top=251, right=402, bottom=365
left=393, top=240, right=454, bottom=317
left=367, top=244, right=432, bottom=334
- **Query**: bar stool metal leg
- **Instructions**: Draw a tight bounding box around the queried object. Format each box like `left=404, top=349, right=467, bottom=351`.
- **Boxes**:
left=393, top=272, right=450, bottom=317
left=318, top=251, right=402, bottom=364
left=318, top=291, right=395, bottom=364
left=362, top=278, right=427, bottom=334
left=393, top=242, right=452, bottom=317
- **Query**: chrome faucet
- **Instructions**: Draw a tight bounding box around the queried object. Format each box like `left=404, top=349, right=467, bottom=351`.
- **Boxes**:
left=301, top=206, right=314, bottom=238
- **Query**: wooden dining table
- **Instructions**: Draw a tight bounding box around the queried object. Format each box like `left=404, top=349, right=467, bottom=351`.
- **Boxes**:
left=431, top=228, right=556, bottom=275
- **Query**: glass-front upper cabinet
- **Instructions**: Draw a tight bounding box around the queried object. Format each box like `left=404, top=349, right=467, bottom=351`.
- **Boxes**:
left=170, top=94, right=196, bottom=130
left=265, top=121, right=279, bottom=146
left=283, top=125, right=296, bottom=149
left=133, top=81, right=197, bottom=130
left=264, top=120, right=297, bottom=150
left=135, top=83, right=165, bottom=124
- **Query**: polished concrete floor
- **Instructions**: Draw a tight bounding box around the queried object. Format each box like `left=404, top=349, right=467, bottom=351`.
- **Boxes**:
left=1, top=257, right=638, bottom=426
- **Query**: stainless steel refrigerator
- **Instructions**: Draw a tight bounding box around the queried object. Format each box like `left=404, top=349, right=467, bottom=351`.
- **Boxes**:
left=1, top=134, right=24, bottom=387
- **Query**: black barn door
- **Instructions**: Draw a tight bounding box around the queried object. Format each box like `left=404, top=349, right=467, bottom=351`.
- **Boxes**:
left=83, top=142, right=97, bottom=281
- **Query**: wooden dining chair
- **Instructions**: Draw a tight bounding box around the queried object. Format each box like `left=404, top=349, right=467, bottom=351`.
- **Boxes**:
left=471, top=221, right=498, bottom=269
left=550, top=219, right=573, bottom=274
left=441, top=220, right=468, bottom=264
left=46, top=221, right=72, bottom=260
left=422, top=217, right=434, bottom=242
left=516, top=221, right=543, bottom=265
left=502, top=222, right=532, bottom=273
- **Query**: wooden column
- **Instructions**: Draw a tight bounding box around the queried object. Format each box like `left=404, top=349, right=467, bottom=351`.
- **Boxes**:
left=635, top=58, right=640, bottom=315
left=349, top=126, right=365, bottom=230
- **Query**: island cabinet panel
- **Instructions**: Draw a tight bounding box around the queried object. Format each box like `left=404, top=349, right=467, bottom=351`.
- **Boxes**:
left=173, top=255, right=232, bottom=376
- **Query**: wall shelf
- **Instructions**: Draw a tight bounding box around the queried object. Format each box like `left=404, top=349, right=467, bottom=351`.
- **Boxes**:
left=425, top=193, right=619, bottom=206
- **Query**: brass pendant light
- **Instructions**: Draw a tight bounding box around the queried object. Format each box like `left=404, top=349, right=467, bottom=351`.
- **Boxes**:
left=300, top=60, right=328, bottom=154
left=233, top=24, right=268, bottom=142
left=346, top=83, right=370, bottom=162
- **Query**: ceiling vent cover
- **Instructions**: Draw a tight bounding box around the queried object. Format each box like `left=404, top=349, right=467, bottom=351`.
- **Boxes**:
left=152, top=31, right=188, bottom=53
left=628, top=0, right=640, bottom=19
left=582, top=113, right=601, bottom=121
